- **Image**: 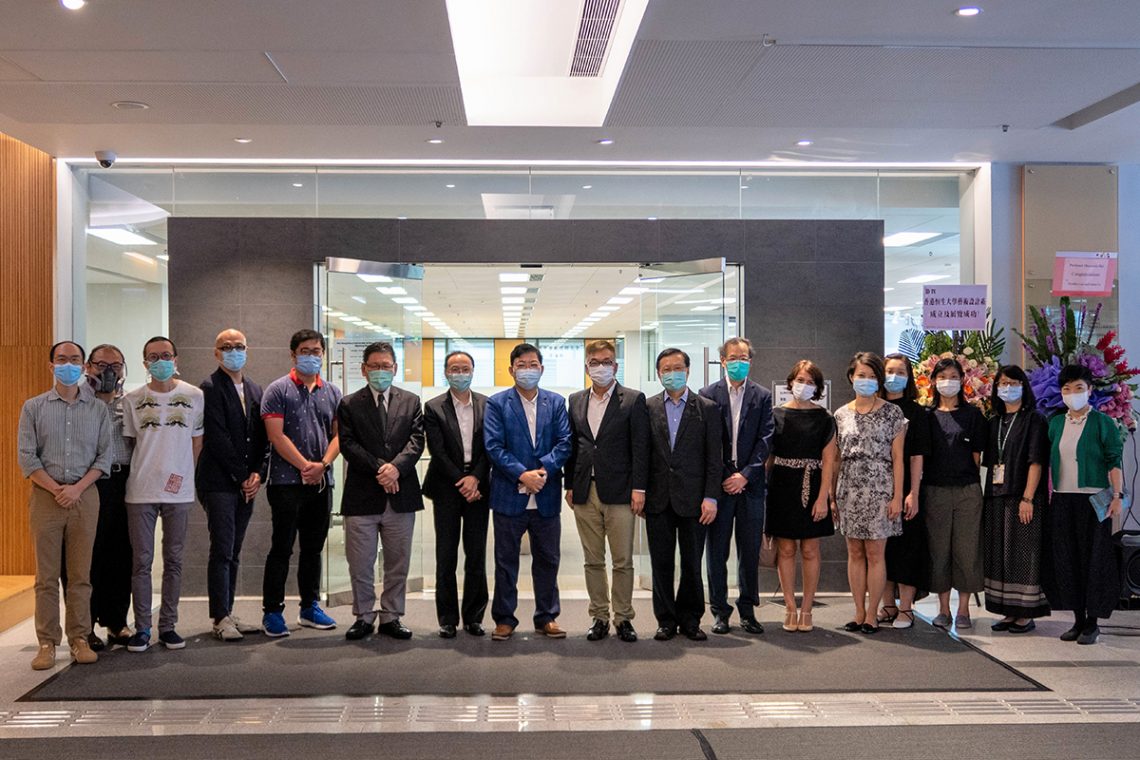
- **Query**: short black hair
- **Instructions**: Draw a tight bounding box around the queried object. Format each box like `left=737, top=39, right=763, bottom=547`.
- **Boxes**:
left=362, top=341, right=396, bottom=364
left=930, top=357, right=967, bottom=405
left=847, top=351, right=886, bottom=393
left=444, top=350, right=475, bottom=369
left=50, top=341, right=86, bottom=362
left=884, top=353, right=918, bottom=401
left=1058, top=363, right=1094, bottom=388
left=290, top=329, right=326, bottom=353
left=991, top=364, right=1037, bottom=416
left=719, top=337, right=753, bottom=360
left=509, top=342, right=543, bottom=365
left=656, top=347, right=691, bottom=371
left=143, top=336, right=177, bottom=357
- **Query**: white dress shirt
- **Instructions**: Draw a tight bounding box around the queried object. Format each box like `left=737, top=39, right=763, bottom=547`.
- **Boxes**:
left=518, top=389, right=540, bottom=510
left=728, top=380, right=745, bottom=464
left=587, top=383, right=614, bottom=438
left=451, top=391, right=474, bottom=464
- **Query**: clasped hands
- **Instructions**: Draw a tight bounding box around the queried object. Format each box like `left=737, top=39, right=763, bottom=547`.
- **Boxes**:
left=455, top=474, right=482, bottom=503
left=376, top=462, right=400, bottom=494
left=50, top=482, right=86, bottom=508
left=519, top=467, right=547, bottom=495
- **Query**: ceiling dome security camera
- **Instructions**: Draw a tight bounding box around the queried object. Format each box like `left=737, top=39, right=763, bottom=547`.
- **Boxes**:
left=95, top=150, right=117, bottom=168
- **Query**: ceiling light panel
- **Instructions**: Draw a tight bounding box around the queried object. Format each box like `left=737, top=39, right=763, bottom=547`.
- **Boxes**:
left=883, top=231, right=940, bottom=247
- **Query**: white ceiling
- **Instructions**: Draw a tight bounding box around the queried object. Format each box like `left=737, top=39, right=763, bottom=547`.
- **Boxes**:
left=2, top=0, right=1140, bottom=163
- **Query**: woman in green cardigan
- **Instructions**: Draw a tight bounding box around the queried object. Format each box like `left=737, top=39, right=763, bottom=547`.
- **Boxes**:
left=1046, top=364, right=1125, bottom=645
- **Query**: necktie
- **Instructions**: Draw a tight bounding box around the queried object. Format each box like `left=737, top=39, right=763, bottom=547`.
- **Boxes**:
left=377, top=392, right=388, bottom=438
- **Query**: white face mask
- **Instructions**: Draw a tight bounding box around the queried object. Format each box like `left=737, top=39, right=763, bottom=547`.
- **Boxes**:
left=1062, top=390, right=1090, bottom=412
left=791, top=381, right=816, bottom=401
left=936, top=378, right=962, bottom=397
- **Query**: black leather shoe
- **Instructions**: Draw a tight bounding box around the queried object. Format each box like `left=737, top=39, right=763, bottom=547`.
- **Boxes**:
left=464, top=622, right=486, bottom=637
left=1008, top=620, right=1036, bottom=634
left=87, top=632, right=106, bottom=652
left=1060, top=624, right=1082, bottom=642
left=586, top=619, right=610, bottom=641
left=740, top=617, right=764, bottom=635
left=345, top=618, right=375, bottom=641
left=711, top=616, right=731, bottom=635
left=616, top=620, right=637, bottom=642
left=1077, top=625, right=1100, bottom=645
left=682, top=626, right=708, bottom=641
left=439, top=624, right=457, bottom=639
left=377, top=620, right=413, bottom=640
left=991, top=619, right=1013, bottom=632
left=654, top=625, right=677, bottom=641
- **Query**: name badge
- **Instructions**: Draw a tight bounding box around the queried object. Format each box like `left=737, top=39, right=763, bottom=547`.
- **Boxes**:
left=992, top=464, right=1005, bottom=485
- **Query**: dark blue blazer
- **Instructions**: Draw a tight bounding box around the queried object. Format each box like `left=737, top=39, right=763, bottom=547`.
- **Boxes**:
left=196, top=367, right=268, bottom=494
left=699, top=378, right=774, bottom=491
left=483, top=387, right=572, bottom=518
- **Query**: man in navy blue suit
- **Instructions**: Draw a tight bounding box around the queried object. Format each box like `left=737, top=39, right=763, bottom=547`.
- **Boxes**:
left=483, top=343, right=572, bottom=641
left=699, top=336, right=774, bottom=635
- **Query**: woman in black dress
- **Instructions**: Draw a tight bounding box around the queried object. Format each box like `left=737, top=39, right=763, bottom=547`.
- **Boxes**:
left=874, top=353, right=931, bottom=629
left=983, top=365, right=1050, bottom=633
left=766, top=360, right=837, bottom=633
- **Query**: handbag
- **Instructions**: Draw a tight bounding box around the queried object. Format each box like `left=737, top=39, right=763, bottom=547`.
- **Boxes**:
left=759, top=533, right=778, bottom=568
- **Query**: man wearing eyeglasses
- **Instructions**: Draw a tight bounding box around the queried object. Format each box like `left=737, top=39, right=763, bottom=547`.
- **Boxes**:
left=259, top=329, right=342, bottom=637
left=564, top=340, right=648, bottom=643
left=197, top=329, right=269, bottom=641
left=121, top=336, right=205, bottom=653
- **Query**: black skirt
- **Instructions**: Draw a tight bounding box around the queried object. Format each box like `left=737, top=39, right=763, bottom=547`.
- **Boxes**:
left=983, top=494, right=1050, bottom=618
left=885, top=507, right=930, bottom=592
left=1044, top=492, right=1120, bottom=618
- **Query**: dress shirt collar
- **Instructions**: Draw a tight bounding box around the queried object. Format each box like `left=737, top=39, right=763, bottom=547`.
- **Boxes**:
left=663, top=388, right=689, bottom=406
left=590, top=383, right=615, bottom=403
left=369, top=385, right=391, bottom=407
left=450, top=390, right=473, bottom=408
left=517, top=388, right=539, bottom=407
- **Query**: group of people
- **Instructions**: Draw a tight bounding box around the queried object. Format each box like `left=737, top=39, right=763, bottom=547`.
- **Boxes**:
left=17, top=329, right=1127, bottom=671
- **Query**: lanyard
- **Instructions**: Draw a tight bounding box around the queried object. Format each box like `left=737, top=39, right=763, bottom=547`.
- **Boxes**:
left=996, top=410, right=1018, bottom=461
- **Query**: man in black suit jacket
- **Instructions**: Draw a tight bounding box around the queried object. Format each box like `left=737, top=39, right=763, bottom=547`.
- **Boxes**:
left=564, top=339, right=648, bottom=643
left=699, top=336, right=774, bottom=635
left=423, top=349, right=491, bottom=638
left=644, top=348, right=722, bottom=641
left=197, top=329, right=268, bottom=642
left=336, top=341, right=425, bottom=641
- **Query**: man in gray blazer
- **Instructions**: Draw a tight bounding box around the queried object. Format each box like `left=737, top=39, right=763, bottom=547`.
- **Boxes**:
left=336, top=341, right=425, bottom=641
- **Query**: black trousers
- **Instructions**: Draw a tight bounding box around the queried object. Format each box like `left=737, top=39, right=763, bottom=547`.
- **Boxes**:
left=262, top=484, right=331, bottom=614
left=433, top=495, right=490, bottom=627
left=645, top=508, right=707, bottom=631
left=202, top=489, right=255, bottom=621
left=90, top=466, right=132, bottom=631
left=1047, top=492, right=1119, bottom=619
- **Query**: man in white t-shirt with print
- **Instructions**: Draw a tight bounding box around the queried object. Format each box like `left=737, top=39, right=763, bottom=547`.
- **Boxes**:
left=121, top=336, right=204, bottom=652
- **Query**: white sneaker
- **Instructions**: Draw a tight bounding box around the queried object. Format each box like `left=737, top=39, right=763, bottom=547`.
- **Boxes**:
left=212, top=616, right=243, bottom=641
left=230, top=615, right=261, bottom=635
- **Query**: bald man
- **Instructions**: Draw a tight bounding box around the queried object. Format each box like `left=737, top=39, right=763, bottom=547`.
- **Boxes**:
left=197, top=329, right=269, bottom=640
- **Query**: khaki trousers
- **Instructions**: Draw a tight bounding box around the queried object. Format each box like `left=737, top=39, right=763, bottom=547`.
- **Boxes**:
left=571, top=483, right=636, bottom=623
left=30, top=484, right=99, bottom=644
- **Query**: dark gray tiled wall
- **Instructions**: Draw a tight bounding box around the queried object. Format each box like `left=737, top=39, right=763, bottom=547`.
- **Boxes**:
left=169, top=217, right=883, bottom=596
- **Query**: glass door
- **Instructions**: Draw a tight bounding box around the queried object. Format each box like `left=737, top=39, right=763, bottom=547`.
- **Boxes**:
left=317, top=258, right=426, bottom=606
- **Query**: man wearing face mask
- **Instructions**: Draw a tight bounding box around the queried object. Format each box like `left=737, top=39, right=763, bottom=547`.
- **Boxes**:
left=337, top=341, right=425, bottom=641
left=699, top=337, right=774, bottom=635
left=197, top=329, right=268, bottom=641
left=483, top=343, right=573, bottom=641
left=19, top=342, right=112, bottom=670
left=645, top=348, right=723, bottom=641
left=423, top=350, right=491, bottom=638
left=564, top=339, right=649, bottom=643
left=84, top=344, right=134, bottom=651
left=121, top=336, right=205, bottom=653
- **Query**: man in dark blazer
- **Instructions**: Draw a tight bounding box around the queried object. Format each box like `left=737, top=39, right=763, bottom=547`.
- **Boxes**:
left=699, top=336, right=774, bottom=635
left=197, top=329, right=268, bottom=642
left=564, top=339, right=648, bottom=643
left=483, top=343, right=573, bottom=641
left=645, top=347, right=723, bottom=641
left=336, top=341, right=425, bottom=641
left=423, top=349, right=491, bottom=639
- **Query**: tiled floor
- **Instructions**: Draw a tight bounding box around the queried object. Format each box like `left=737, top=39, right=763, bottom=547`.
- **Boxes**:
left=2, top=591, right=1138, bottom=738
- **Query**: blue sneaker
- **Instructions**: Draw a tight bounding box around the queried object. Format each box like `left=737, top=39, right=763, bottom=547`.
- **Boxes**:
left=262, top=611, right=290, bottom=638
left=298, top=602, right=336, bottom=630
left=127, top=629, right=151, bottom=652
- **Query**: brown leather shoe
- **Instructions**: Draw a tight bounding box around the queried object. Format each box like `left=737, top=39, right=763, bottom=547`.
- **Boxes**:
left=535, top=621, right=567, bottom=638
left=70, top=636, right=98, bottom=664
left=491, top=624, right=515, bottom=641
left=31, top=643, right=56, bottom=671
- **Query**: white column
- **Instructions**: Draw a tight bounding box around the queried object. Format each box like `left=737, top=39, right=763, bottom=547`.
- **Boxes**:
left=1118, top=165, right=1139, bottom=503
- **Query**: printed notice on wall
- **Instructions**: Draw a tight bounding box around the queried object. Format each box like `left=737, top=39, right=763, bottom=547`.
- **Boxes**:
left=772, top=380, right=831, bottom=411
left=922, top=284, right=987, bottom=331
left=1052, top=251, right=1117, bottom=297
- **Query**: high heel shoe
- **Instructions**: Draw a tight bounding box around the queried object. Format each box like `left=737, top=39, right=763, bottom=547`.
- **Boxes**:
left=783, top=608, right=798, bottom=632
left=797, top=610, right=814, bottom=632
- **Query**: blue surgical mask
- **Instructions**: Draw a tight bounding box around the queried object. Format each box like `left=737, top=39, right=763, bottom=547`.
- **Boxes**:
left=53, top=363, right=84, bottom=387
left=514, top=368, right=541, bottom=391
left=725, top=360, right=750, bottom=383
left=884, top=374, right=908, bottom=394
left=852, top=378, right=879, bottom=397
left=660, top=370, right=688, bottom=393
left=447, top=372, right=472, bottom=393
left=221, top=349, right=246, bottom=372
left=997, top=385, right=1023, bottom=403
left=295, top=354, right=322, bottom=376
left=367, top=369, right=394, bottom=392
left=1062, top=390, right=1089, bottom=411
left=148, top=359, right=176, bottom=382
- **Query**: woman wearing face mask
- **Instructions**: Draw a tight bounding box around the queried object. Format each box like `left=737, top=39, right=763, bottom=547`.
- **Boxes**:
left=1046, top=364, right=1125, bottom=645
left=765, top=360, right=837, bottom=632
left=982, top=365, right=1050, bottom=634
left=832, top=352, right=906, bottom=634
left=874, top=354, right=931, bottom=630
left=923, top=357, right=988, bottom=631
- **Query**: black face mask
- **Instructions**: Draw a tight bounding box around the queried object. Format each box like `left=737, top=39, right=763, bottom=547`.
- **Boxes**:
left=91, top=367, right=122, bottom=394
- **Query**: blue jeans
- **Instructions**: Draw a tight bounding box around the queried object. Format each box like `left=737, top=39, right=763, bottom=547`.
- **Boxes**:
left=201, top=490, right=254, bottom=622
left=491, top=510, right=561, bottom=628
left=705, top=487, right=765, bottom=619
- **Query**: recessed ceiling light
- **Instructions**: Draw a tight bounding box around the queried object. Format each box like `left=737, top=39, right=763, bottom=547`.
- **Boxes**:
left=326, top=311, right=346, bottom=318
left=376, top=286, right=406, bottom=295
left=500, top=286, right=527, bottom=294
left=121, top=251, right=153, bottom=264
left=110, top=100, right=149, bottom=110
left=581, top=185, right=592, bottom=189
left=156, top=253, right=170, bottom=261
left=619, top=287, right=648, bottom=296
left=883, top=287, right=895, bottom=292
left=588, top=311, right=607, bottom=318
left=292, top=182, right=304, bottom=188
left=691, top=305, right=719, bottom=312
left=896, top=274, right=952, bottom=284
left=60, top=0, right=86, bottom=9
left=499, top=273, right=529, bottom=282
left=740, top=185, right=749, bottom=190
left=647, top=216, right=657, bottom=221
left=596, top=138, right=615, bottom=146
left=397, top=216, right=408, bottom=220
left=87, top=227, right=158, bottom=246
left=445, top=183, right=456, bottom=188
left=607, top=297, right=633, bottom=305
left=598, top=306, right=620, bottom=312
left=796, top=139, right=813, bottom=147
left=233, top=137, right=253, bottom=144
left=502, top=305, right=524, bottom=312
left=502, top=296, right=525, bottom=304
left=405, top=305, right=428, bottom=312
left=351, top=296, right=366, bottom=304
left=356, top=274, right=392, bottom=283
left=426, top=138, right=444, bottom=144
left=392, top=296, right=418, bottom=304
left=954, top=6, right=982, bottom=17
left=883, top=231, right=940, bottom=247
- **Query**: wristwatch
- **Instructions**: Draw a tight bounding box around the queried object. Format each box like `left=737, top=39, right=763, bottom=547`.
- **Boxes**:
left=322, top=461, right=332, bottom=471
left=1114, top=492, right=1124, bottom=499
left=1019, top=497, right=1033, bottom=505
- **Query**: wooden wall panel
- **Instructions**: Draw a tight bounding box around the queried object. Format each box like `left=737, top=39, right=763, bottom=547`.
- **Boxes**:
left=0, top=132, right=55, bottom=574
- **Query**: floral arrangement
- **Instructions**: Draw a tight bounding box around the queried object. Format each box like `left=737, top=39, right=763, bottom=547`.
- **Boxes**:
left=912, top=320, right=1005, bottom=414
left=1016, top=297, right=1139, bottom=436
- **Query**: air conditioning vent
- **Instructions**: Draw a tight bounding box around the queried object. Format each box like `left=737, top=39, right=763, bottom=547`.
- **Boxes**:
left=569, top=0, right=622, bottom=77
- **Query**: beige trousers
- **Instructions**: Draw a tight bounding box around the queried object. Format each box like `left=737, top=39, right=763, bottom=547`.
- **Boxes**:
left=31, top=484, right=99, bottom=644
left=571, top=483, right=636, bottom=623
